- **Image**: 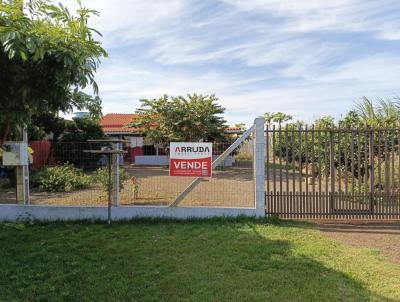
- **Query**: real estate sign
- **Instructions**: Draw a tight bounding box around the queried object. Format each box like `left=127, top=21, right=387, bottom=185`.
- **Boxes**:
left=170, top=142, right=212, bottom=177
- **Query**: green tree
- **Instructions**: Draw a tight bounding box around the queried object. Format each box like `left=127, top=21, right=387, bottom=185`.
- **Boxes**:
left=264, top=112, right=275, bottom=127
left=272, top=99, right=400, bottom=192
left=264, top=112, right=293, bottom=127
left=130, top=94, right=229, bottom=143
left=61, top=117, right=104, bottom=142
left=355, top=97, right=400, bottom=127
left=314, top=116, right=335, bottom=129
left=0, top=0, right=107, bottom=143
left=339, top=110, right=361, bottom=129
left=27, top=92, right=102, bottom=141
left=234, top=123, right=246, bottom=131
left=264, top=112, right=293, bottom=163
left=273, top=112, right=293, bottom=125
left=54, top=117, right=105, bottom=169
left=28, top=113, right=67, bottom=141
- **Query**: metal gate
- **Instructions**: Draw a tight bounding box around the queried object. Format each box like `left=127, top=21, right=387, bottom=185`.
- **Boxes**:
left=265, top=126, right=400, bottom=220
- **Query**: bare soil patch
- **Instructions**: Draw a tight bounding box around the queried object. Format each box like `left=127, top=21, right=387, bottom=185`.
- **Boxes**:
left=0, top=165, right=255, bottom=207
left=317, top=221, right=400, bottom=263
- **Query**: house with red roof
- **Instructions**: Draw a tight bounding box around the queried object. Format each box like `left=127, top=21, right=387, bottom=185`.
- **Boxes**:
left=100, top=113, right=140, bottom=136
left=100, top=113, right=146, bottom=163
left=100, top=113, right=244, bottom=164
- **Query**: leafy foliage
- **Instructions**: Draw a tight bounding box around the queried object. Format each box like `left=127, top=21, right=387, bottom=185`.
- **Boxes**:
left=272, top=98, right=400, bottom=189
left=234, top=123, right=247, bottom=133
left=61, top=117, right=104, bottom=142
left=0, top=0, right=107, bottom=142
left=130, top=94, right=229, bottom=143
left=94, top=166, right=128, bottom=192
left=264, top=112, right=293, bottom=126
left=53, top=117, right=105, bottom=169
left=30, top=164, right=91, bottom=192
left=28, top=113, right=67, bottom=141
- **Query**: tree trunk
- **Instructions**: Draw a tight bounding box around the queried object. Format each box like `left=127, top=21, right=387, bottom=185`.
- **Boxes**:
left=1, top=122, right=10, bottom=146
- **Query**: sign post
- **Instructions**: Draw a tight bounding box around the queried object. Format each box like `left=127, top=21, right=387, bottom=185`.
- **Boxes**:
left=170, top=142, right=212, bottom=177
left=170, top=125, right=256, bottom=207
left=2, top=129, right=30, bottom=204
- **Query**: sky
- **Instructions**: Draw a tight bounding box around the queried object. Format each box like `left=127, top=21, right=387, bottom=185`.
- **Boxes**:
left=63, top=0, right=400, bottom=126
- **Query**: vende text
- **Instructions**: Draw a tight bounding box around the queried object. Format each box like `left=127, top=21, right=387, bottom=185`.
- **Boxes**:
left=174, top=161, right=208, bottom=169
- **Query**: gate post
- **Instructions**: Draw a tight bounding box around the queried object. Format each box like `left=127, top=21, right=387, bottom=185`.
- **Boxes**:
left=254, top=117, right=265, bottom=217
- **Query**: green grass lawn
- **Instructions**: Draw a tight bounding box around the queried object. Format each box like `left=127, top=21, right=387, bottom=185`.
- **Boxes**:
left=1, top=219, right=399, bottom=302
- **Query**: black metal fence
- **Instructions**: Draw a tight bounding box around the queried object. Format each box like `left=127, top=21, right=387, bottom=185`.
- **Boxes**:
left=265, top=126, right=400, bottom=219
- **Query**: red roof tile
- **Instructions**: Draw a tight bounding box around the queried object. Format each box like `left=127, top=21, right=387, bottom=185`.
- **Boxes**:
left=100, top=113, right=245, bottom=135
left=100, top=113, right=139, bottom=134
left=226, top=126, right=242, bottom=131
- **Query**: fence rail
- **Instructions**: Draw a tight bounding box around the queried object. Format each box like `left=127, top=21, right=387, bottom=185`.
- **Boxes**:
left=265, top=126, right=400, bottom=220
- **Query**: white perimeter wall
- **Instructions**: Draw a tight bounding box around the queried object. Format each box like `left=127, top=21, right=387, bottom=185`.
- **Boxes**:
left=1, top=117, right=265, bottom=222
left=0, top=205, right=264, bottom=221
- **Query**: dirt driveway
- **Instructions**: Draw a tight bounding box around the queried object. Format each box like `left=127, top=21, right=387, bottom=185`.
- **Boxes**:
left=317, top=221, right=400, bottom=263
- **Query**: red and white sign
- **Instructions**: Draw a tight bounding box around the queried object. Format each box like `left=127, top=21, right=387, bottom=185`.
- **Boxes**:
left=170, top=142, right=212, bottom=177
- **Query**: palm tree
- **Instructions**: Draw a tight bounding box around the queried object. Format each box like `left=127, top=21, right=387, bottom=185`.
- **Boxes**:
left=273, top=112, right=293, bottom=126
left=356, top=97, right=400, bottom=127
left=264, top=112, right=275, bottom=128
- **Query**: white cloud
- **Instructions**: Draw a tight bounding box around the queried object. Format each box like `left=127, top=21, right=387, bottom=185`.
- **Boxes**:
left=222, top=53, right=400, bottom=123
left=61, top=0, right=186, bottom=47
left=56, top=0, right=400, bottom=126
left=317, top=54, right=400, bottom=90
left=95, top=52, right=400, bottom=126
left=221, top=0, right=400, bottom=40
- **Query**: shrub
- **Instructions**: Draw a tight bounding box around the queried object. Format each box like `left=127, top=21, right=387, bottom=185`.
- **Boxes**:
left=130, top=176, right=139, bottom=200
left=234, top=151, right=253, bottom=161
left=31, top=164, right=91, bottom=192
left=94, top=166, right=128, bottom=192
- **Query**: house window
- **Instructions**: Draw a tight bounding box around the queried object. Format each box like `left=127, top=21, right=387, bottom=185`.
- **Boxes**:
left=142, top=145, right=167, bottom=155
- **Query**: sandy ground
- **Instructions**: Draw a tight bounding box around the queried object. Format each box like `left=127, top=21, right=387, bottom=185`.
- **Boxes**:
left=0, top=165, right=255, bottom=207
left=317, top=221, right=400, bottom=263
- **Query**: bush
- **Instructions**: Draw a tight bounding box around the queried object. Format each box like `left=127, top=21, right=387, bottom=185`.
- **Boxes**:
left=94, top=166, right=128, bottom=192
left=234, top=151, right=253, bottom=161
left=31, top=164, right=92, bottom=192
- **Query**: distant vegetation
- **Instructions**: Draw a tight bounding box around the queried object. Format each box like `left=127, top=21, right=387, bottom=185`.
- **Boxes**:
left=264, top=97, right=400, bottom=128
left=267, top=97, right=400, bottom=193
left=129, top=94, right=230, bottom=143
